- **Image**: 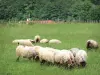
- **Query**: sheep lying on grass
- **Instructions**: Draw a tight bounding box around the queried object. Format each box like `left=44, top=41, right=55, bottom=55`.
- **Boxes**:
left=16, top=45, right=37, bottom=61
left=87, top=39, right=99, bottom=49
left=40, top=39, right=49, bottom=43
left=12, top=39, right=35, bottom=46
left=49, top=39, right=61, bottom=44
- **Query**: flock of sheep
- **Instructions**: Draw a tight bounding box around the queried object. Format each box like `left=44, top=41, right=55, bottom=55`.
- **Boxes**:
left=12, top=35, right=99, bottom=69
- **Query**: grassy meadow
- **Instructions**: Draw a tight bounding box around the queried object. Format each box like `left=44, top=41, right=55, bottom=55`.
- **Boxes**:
left=0, top=23, right=100, bottom=75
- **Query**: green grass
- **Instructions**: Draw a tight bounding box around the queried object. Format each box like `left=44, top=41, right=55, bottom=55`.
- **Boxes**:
left=0, top=23, right=100, bottom=75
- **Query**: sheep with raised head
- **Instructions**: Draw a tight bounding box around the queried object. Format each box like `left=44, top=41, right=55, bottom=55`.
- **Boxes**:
left=75, top=50, right=87, bottom=67
left=40, top=39, right=49, bottom=43
left=12, top=39, right=35, bottom=46
left=34, top=35, right=41, bottom=43
left=16, top=45, right=37, bottom=61
left=49, top=39, right=61, bottom=44
left=86, top=39, right=99, bottom=49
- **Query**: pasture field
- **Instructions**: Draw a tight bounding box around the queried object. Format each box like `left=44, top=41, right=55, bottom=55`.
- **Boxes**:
left=0, top=23, right=100, bottom=75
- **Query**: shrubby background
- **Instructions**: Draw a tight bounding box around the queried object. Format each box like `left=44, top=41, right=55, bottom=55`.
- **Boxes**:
left=0, top=0, right=100, bottom=22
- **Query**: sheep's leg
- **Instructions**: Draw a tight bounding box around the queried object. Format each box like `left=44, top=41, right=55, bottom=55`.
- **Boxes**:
left=40, top=60, right=45, bottom=65
left=16, top=56, right=20, bottom=62
left=77, top=64, right=80, bottom=68
left=63, top=63, right=68, bottom=69
left=68, top=64, right=74, bottom=69
left=28, top=57, right=32, bottom=60
left=34, top=55, right=39, bottom=61
left=32, top=56, right=35, bottom=61
left=46, top=62, right=51, bottom=66
left=56, top=62, right=62, bottom=68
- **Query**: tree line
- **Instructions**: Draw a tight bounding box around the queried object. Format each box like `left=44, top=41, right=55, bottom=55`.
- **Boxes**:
left=0, top=0, right=100, bottom=22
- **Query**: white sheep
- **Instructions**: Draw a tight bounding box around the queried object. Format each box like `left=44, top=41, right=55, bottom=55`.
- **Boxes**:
left=34, top=35, right=41, bottom=43
left=12, top=39, right=34, bottom=46
left=40, top=39, right=49, bottom=43
left=54, top=50, right=72, bottom=67
left=34, top=46, right=55, bottom=64
left=75, top=50, right=87, bottom=67
left=87, top=39, right=99, bottom=49
left=70, top=48, right=80, bottom=57
left=16, top=45, right=37, bottom=61
left=49, top=39, right=61, bottom=44
left=61, top=50, right=75, bottom=66
left=44, top=47, right=58, bottom=53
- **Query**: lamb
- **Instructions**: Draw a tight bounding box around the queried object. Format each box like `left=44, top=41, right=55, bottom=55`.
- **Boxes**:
left=86, top=39, right=99, bottom=49
left=34, top=35, right=41, bottom=43
left=12, top=39, right=35, bottom=46
left=49, top=39, right=61, bottom=44
left=16, top=45, right=37, bottom=61
left=75, top=50, right=87, bottom=67
left=40, top=39, right=49, bottom=43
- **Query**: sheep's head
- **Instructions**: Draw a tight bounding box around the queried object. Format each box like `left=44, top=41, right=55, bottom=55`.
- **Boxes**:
left=87, top=41, right=92, bottom=49
left=80, top=61, right=86, bottom=67
left=79, top=56, right=87, bottom=67
left=34, top=35, right=40, bottom=43
left=36, top=38, right=40, bottom=43
left=87, top=40, right=99, bottom=49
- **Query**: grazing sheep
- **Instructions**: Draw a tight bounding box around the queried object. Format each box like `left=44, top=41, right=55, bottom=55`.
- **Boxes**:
left=12, top=39, right=34, bottom=46
left=70, top=48, right=80, bottom=57
left=49, top=39, right=61, bottom=44
left=75, top=50, right=87, bottom=67
left=54, top=50, right=72, bottom=68
left=34, top=46, right=55, bottom=64
left=45, top=47, right=58, bottom=52
left=61, top=50, right=75, bottom=66
left=34, top=35, right=41, bottom=43
left=54, top=50, right=62, bottom=64
left=16, top=45, right=37, bottom=61
left=87, top=39, right=99, bottom=49
left=40, top=39, right=49, bottom=43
